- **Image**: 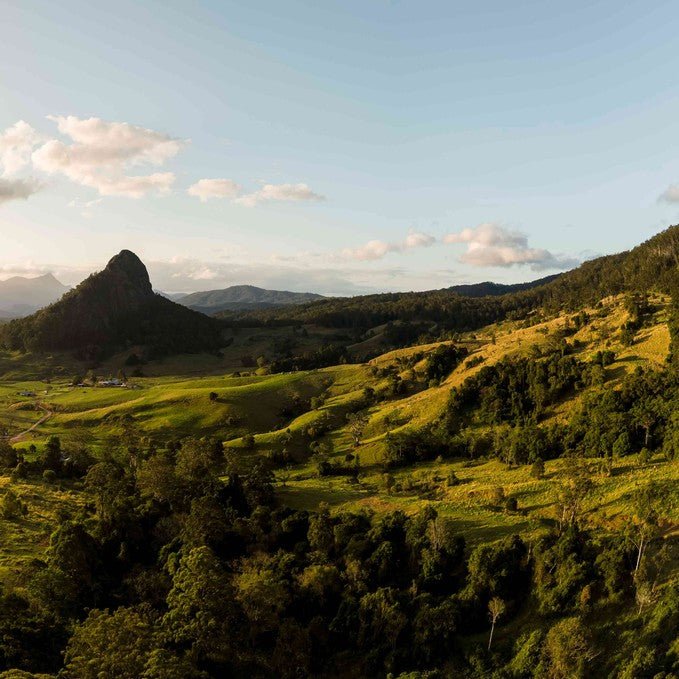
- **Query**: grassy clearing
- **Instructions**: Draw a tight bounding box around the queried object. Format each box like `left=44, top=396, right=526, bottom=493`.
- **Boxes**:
left=279, top=452, right=679, bottom=546
left=0, top=477, right=86, bottom=582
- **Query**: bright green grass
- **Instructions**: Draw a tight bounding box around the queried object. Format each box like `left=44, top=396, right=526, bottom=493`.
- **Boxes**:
left=0, top=477, right=86, bottom=582
left=279, top=453, right=679, bottom=546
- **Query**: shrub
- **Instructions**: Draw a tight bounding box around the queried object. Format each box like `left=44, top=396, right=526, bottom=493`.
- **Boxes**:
left=530, top=458, right=545, bottom=479
left=43, top=469, right=57, bottom=484
left=505, top=497, right=518, bottom=512
left=1, top=489, right=28, bottom=520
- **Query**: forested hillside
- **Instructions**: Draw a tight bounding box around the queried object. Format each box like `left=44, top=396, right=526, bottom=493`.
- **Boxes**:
left=221, top=226, right=679, bottom=331
left=0, top=251, right=224, bottom=359
left=0, top=231, right=675, bottom=678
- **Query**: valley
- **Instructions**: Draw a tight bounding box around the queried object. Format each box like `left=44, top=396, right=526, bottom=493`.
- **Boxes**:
left=0, top=231, right=676, bottom=678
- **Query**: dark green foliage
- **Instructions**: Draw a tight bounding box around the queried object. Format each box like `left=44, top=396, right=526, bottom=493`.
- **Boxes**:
left=0, top=251, right=223, bottom=357
left=423, top=343, right=468, bottom=382
left=448, top=353, right=588, bottom=428
left=0, top=443, right=18, bottom=469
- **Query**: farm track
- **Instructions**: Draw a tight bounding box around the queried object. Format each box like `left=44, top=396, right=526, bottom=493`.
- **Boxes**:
left=8, top=403, right=53, bottom=442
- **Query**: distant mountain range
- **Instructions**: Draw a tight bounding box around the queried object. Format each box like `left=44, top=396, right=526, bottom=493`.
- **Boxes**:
left=177, top=285, right=324, bottom=315
left=0, top=250, right=223, bottom=357
left=0, top=273, right=70, bottom=317
left=0, top=274, right=562, bottom=320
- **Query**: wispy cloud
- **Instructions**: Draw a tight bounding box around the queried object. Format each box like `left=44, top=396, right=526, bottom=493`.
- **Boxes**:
left=234, top=182, right=325, bottom=207
left=443, top=223, right=578, bottom=270
left=68, top=197, right=103, bottom=218
left=342, top=231, right=436, bottom=261
left=32, top=116, right=185, bottom=198
left=187, top=178, right=241, bottom=202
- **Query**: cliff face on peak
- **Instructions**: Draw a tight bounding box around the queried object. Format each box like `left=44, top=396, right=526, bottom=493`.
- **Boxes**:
left=0, top=251, right=224, bottom=358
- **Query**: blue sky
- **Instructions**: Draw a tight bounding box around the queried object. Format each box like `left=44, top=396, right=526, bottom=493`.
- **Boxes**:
left=2, top=0, right=679, bottom=294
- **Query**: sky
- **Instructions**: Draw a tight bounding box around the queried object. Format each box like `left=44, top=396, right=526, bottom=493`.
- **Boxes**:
left=2, top=0, right=679, bottom=295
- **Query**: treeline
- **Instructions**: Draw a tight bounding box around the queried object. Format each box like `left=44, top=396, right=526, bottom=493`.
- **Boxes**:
left=219, top=226, right=679, bottom=332
left=383, top=351, right=679, bottom=469
left=0, top=427, right=675, bottom=678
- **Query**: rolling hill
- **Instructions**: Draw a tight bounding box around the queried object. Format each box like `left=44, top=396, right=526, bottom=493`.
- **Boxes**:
left=218, top=226, right=679, bottom=331
left=178, top=284, right=324, bottom=314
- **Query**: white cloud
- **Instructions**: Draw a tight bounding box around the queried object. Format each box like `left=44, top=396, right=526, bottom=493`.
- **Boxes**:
left=0, top=177, right=43, bottom=204
left=343, top=231, right=436, bottom=261
left=658, top=184, right=679, bottom=203
left=235, top=182, right=325, bottom=207
left=187, top=178, right=241, bottom=202
left=0, top=121, right=44, bottom=175
left=32, top=116, right=185, bottom=198
left=68, top=197, right=103, bottom=219
left=404, top=232, right=436, bottom=249
left=443, top=223, right=577, bottom=270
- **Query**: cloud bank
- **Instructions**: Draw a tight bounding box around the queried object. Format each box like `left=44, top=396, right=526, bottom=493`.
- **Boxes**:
left=2, top=116, right=324, bottom=208
left=32, top=116, right=185, bottom=197
left=443, top=223, right=578, bottom=270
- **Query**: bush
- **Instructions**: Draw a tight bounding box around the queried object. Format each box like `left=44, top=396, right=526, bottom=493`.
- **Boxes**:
left=489, top=486, right=505, bottom=506
left=11, top=461, right=27, bottom=480
left=530, top=458, right=545, bottom=479
left=43, top=469, right=57, bottom=484
left=505, top=497, right=518, bottom=512
left=1, top=489, right=28, bottom=520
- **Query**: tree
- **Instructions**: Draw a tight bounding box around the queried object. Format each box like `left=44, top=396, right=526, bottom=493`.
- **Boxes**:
left=487, top=597, right=506, bottom=651
left=1, top=489, right=28, bottom=520
left=346, top=412, right=368, bottom=447
left=42, top=436, right=61, bottom=474
left=62, top=607, right=156, bottom=679
left=234, top=555, right=289, bottom=638
left=631, top=397, right=660, bottom=448
left=541, top=617, right=596, bottom=679
left=627, top=482, right=662, bottom=574
left=164, top=546, right=238, bottom=666
left=530, top=458, right=545, bottom=479
left=0, top=442, right=18, bottom=469
left=136, top=451, right=179, bottom=508
left=556, top=457, right=593, bottom=530
left=635, top=582, right=657, bottom=616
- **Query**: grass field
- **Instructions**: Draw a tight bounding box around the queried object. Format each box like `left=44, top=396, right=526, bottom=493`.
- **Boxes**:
left=0, top=292, right=674, bottom=569
left=0, top=476, right=85, bottom=582
left=278, top=452, right=679, bottom=546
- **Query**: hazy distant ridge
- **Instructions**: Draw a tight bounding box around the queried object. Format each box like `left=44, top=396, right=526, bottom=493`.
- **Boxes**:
left=178, top=284, right=324, bottom=314
left=0, top=273, right=70, bottom=317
